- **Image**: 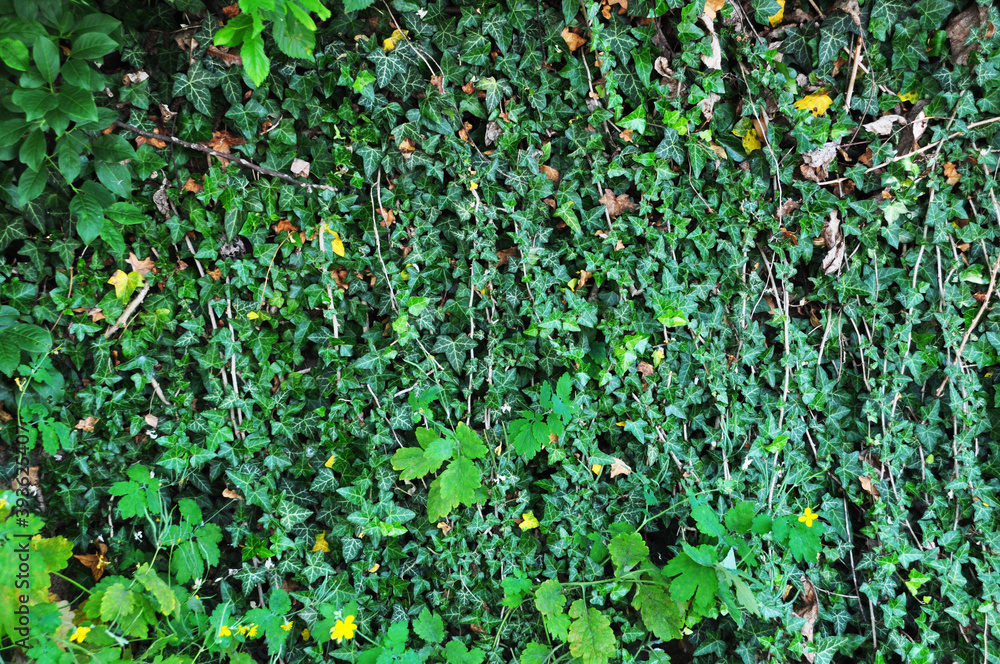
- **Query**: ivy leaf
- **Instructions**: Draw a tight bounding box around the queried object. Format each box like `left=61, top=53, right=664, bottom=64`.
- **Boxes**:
left=600, top=15, right=636, bottom=64
left=869, top=0, right=909, bottom=40
left=172, top=63, right=223, bottom=115
left=343, top=0, right=376, bottom=10
left=432, top=334, right=476, bottom=372
left=608, top=532, right=649, bottom=572
left=567, top=600, right=616, bottom=664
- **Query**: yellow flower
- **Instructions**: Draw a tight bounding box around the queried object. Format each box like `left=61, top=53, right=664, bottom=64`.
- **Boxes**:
left=247, top=311, right=260, bottom=320
left=798, top=507, right=819, bottom=528
left=247, top=623, right=259, bottom=638
left=69, top=625, right=91, bottom=643
left=0, top=499, right=7, bottom=510
left=301, top=627, right=311, bottom=640
left=313, top=532, right=330, bottom=553
left=219, top=625, right=232, bottom=637
left=794, top=92, right=833, bottom=116
left=237, top=624, right=249, bottom=636
left=519, top=511, right=540, bottom=531
left=324, top=454, right=336, bottom=468
left=494, top=444, right=502, bottom=456
left=331, top=615, right=358, bottom=642
left=281, top=621, right=294, bottom=631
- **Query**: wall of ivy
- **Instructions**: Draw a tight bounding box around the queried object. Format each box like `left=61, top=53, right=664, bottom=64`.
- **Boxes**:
left=1, top=0, right=999, bottom=662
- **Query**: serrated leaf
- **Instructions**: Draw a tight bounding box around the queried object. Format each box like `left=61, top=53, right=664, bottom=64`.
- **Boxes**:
left=427, top=456, right=481, bottom=520
left=567, top=600, right=616, bottom=664
left=632, top=584, right=683, bottom=641
left=534, top=579, right=566, bottom=618
left=100, top=583, right=134, bottom=622
left=690, top=500, right=726, bottom=537
left=663, top=552, right=719, bottom=616
left=608, top=531, right=649, bottom=572
left=413, top=607, right=445, bottom=644
left=724, top=501, right=756, bottom=534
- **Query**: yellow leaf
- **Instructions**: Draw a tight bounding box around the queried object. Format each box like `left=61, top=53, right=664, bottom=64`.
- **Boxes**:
left=519, top=511, right=540, bottom=530
left=768, top=0, right=785, bottom=26
left=247, top=311, right=259, bottom=320
left=368, top=563, right=380, bottom=573
left=324, top=454, right=336, bottom=468
left=107, top=269, right=144, bottom=300
left=794, top=92, right=833, bottom=116
left=331, top=231, right=345, bottom=257
left=898, top=90, right=918, bottom=103
left=592, top=464, right=603, bottom=475
left=742, top=127, right=761, bottom=152
left=383, top=28, right=409, bottom=52
left=383, top=38, right=396, bottom=52
left=301, top=628, right=311, bottom=641
left=312, top=531, right=330, bottom=553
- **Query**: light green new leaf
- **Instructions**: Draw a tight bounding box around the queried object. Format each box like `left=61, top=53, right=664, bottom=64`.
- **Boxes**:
left=608, top=532, right=649, bottom=572
left=413, top=607, right=445, bottom=644
left=632, top=584, right=683, bottom=641
left=241, top=32, right=270, bottom=86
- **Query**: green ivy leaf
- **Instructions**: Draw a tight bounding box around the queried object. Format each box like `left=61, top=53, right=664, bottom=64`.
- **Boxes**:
left=172, top=63, right=223, bottom=115
left=432, top=334, right=476, bottom=372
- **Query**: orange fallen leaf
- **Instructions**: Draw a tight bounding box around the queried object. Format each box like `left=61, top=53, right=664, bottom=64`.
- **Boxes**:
left=206, top=45, right=242, bottom=67
left=599, top=189, right=636, bottom=219
left=462, top=80, right=475, bottom=94
left=944, top=162, right=961, bottom=185
left=274, top=219, right=299, bottom=233
left=75, top=542, right=109, bottom=581
left=221, top=4, right=240, bottom=18
left=398, top=137, right=417, bottom=158
left=88, top=308, right=105, bottom=322
left=204, top=130, right=246, bottom=169
left=619, top=128, right=633, bottom=142
left=859, top=476, right=880, bottom=499
left=430, top=75, right=445, bottom=94
left=76, top=417, right=99, bottom=432
left=208, top=268, right=222, bottom=281
left=379, top=207, right=396, bottom=227
left=182, top=177, right=203, bottom=193
left=437, top=521, right=452, bottom=535
left=222, top=488, right=243, bottom=501
left=560, top=27, right=587, bottom=53
left=636, top=362, right=654, bottom=377
left=540, top=164, right=560, bottom=181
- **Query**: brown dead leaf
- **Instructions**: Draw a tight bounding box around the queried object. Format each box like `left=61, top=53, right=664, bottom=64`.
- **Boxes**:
left=379, top=207, right=396, bottom=227
left=174, top=29, right=198, bottom=52
left=859, top=475, right=880, bottom=499
left=776, top=199, right=802, bottom=221
left=780, top=227, right=798, bottom=245
left=619, top=128, right=634, bottom=142
left=944, top=162, right=961, bottom=185
left=637, top=361, right=654, bottom=377
left=274, top=219, right=299, bottom=233
left=614, top=239, right=625, bottom=250
left=485, top=120, right=502, bottom=145
left=136, top=133, right=167, bottom=149
left=794, top=576, right=819, bottom=662
left=540, top=164, right=560, bottom=181
left=610, top=457, right=632, bottom=477
left=75, top=416, right=99, bottom=432
left=144, top=414, right=159, bottom=428
left=543, top=197, right=557, bottom=209
left=436, top=521, right=452, bottom=535
left=89, top=308, right=106, bottom=322
left=863, top=114, right=904, bottom=136
left=222, top=488, right=243, bottom=501
left=208, top=268, right=222, bottom=281
left=820, top=210, right=846, bottom=275
left=74, top=542, right=110, bottom=582
left=122, top=71, right=150, bottom=86
left=799, top=139, right=840, bottom=183
left=469, top=624, right=485, bottom=634
left=858, top=147, right=874, bottom=166
left=398, top=137, right=417, bottom=159
left=462, top=80, right=475, bottom=94
left=204, top=130, right=246, bottom=169
left=497, top=247, right=520, bottom=267
left=458, top=121, right=473, bottom=143
left=947, top=5, right=990, bottom=66
left=578, top=269, right=592, bottom=289
left=560, top=27, right=587, bottom=53
left=11, top=467, right=38, bottom=491
left=206, top=45, right=243, bottom=67
left=127, top=252, right=156, bottom=277
left=0, top=406, right=11, bottom=423
left=182, top=177, right=203, bottom=193
left=430, top=75, right=445, bottom=94
left=599, top=189, right=636, bottom=219
left=702, top=0, right=725, bottom=21
left=221, top=3, right=241, bottom=18
left=291, top=157, right=311, bottom=178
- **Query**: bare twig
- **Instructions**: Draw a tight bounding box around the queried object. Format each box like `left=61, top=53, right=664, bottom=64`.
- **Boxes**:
left=104, top=282, right=151, bottom=339
left=113, top=121, right=337, bottom=192
left=844, top=36, right=863, bottom=111
left=372, top=171, right=399, bottom=312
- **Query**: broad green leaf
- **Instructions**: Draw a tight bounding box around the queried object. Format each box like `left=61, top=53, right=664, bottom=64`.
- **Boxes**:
left=443, top=641, right=486, bottom=664
left=18, top=165, right=48, bottom=205
left=724, top=501, right=756, bottom=534
left=663, top=551, right=719, bottom=616
left=413, top=607, right=445, bottom=644
left=0, top=38, right=29, bottom=70
left=690, top=500, right=727, bottom=538
left=632, top=584, right=683, bottom=641
left=33, top=36, right=59, bottom=84
left=11, top=88, right=58, bottom=121
left=432, top=334, right=476, bottom=372
left=70, top=32, right=118, bottom=60
left=608, top=532, right=649, bottom=572
left=567, top=600, right=616, bottom=664
left=59, top=85, right=99, bottom=123
left=133, top=564, right=179, bottom=616
left=520, top=643, right=553, bottom=664
left=71, top=192, right=105, bottom=244
left=172, top=63, right=223, bottom=115
left=534, top=579, right=566, bottom=619
left=427, top=456, right=481, bottom=520
left=241, top=32, right=270, bottom=87
left=344, top=0, right=376, bottom=10
left=454, top=422, right=487, bottom=459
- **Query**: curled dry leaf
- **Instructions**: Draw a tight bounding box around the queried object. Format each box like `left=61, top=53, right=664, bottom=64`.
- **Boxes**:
left=697, top=92, right=721, bottom=122
left=76, top=416, right=99, bottom=432
left=398, top=137, right=417, bottom=159
left=379, top=207, right=396, bottom=227
left=610, top=458, right=632, bottom=477
left=794, top=576, right=820, bottom=663
left=206, top=45, right=242, bottom=67
left=485, top=120, right=502, bottom=145
left=820, top=210, right=846, bottom=275
left=560, top=27, right=587, bottom=53
left=207, top=268, right=222, bottom=281
left=461, top=80, right=475, bottom=94
left=430, top=75, right=445, bottom=94
left=799, top=139, right=840, bottom=182
left=599, top=189, right=636, bottom=219
left=776, top=199, right=802, bottom=221
left=290, top=158, right=311, bottom=178
left=127, top=252, right=156, bottom=276
left=204, top=130, right=246, bottom=169
left=74, top=542, right=110, bottom=582
left=699, top=16, right=723, bottom=70
left=274, top=219, right=299, bottom=233
left=636, top=361, right=654, bottom=377
left=182, top=177, right=203, bottom=193
left=136, top=133, right=167, bottom=149
left=12, top=466, right=39, bottom=491
left=863, top=114, right=905, bottom=135
left=144, top=414, right=159, bottom=428
left=222, top=488, right=243, bottom=501
left=122, top=70, right=149, bottom=86
left=947, top=5, right=990, bottom=66
left=497, top=247, right=520, bottom=267
left=859, top=475, right=880, bottom=499
left=944, top=162, right=962, bottom=185
left=221, top=3, right=240, bottom=18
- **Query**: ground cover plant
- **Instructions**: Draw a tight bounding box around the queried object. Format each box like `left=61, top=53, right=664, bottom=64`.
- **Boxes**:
left=1, top=0, right=1000, bottom=662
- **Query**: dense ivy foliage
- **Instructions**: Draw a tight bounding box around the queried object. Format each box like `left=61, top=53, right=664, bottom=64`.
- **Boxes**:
left=2, top=0, right=1000, bottom=662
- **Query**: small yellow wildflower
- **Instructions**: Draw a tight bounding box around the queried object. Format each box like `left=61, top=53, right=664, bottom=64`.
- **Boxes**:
left=281, top=621, right=294, bottom=631
left=69, top=625, right=91, bottom=643
left=331, top=615, right=358, bottom=642
left=301, top=627, right=311, bottom=640
left=324, top=454, right=336, bottom=468
left=313, top=532, right=330, bottom=553
left=0, top=499, right=8, bottom=510
left=247, top=623, right=259, bottom=638
left=519, top=511, right=540, bottom=531
left=219, top=625, right=232, bottom=637
left=237, top=624, right=249, bottom=636
left=798, top=507, right=819, bottom=528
